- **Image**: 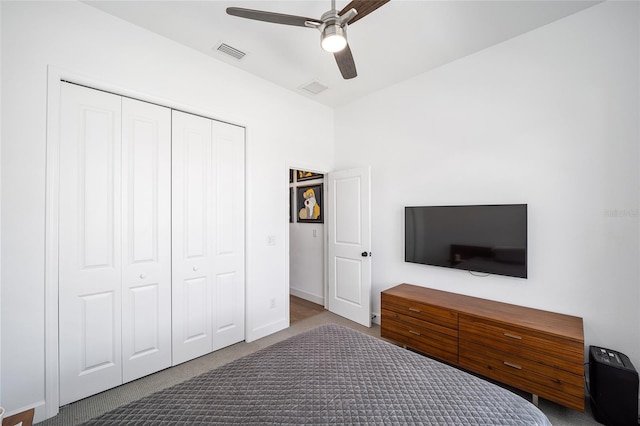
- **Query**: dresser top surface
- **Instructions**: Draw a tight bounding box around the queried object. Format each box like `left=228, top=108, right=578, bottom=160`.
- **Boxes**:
left=382, top=284, right=584, bottom=342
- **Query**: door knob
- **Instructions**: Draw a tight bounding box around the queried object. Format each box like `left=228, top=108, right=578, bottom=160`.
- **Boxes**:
left=193, top=266, right=198, bottom=271
left=139, top=274, right=146, bottom=279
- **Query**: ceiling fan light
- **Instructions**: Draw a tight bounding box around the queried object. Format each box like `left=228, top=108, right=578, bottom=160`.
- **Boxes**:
left=321, top=24, right=347, bottom=52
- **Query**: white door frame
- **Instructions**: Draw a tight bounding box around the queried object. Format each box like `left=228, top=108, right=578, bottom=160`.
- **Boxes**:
left=285, top=164, right=330, bottom=320
left=287, top=164, right=373, bottom=321
left=44, top=66, right=247, bottom=420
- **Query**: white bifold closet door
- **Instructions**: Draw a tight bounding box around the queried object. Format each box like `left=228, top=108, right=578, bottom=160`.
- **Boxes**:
left=59, top=83, right=172, bottom=405
left=120, top=97, right=172, bottom=383
left=171, top=111, right=245, bottom=365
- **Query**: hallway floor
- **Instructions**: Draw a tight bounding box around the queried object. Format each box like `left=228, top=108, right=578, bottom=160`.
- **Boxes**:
left=290, top=295, right=324, bottom=324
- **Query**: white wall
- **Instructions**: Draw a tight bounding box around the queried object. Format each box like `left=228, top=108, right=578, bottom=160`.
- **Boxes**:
left=0, top=0, right=3, bottom=412
left=335, top=0, right=640, bottom=371
left=0, top=1, right=333, bottom=421
left=289, top=222, right=325, bottom=304
left=289, top=174, right=325, bottom=305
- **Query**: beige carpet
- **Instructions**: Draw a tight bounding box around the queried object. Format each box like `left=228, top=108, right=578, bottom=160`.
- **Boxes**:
left=37, top=311, right=600, bottom=425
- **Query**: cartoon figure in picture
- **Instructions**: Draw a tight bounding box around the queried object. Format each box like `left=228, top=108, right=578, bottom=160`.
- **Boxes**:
left=299, top=188, right=321, bottom=220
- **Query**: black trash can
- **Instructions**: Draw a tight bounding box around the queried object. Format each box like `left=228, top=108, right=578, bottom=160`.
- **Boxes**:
left=589, top=345, right=639, bottom=426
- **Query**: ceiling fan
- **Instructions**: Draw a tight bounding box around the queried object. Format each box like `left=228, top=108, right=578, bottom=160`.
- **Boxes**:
left=226, top=0, right=390, bottom=80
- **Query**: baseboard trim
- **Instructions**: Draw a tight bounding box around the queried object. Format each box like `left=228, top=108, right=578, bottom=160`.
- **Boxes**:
left=289, top=288, right=324, bottom=305
left=246, top=318, right=288, bottom=343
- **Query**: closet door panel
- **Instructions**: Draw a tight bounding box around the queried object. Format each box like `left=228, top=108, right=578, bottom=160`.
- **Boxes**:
left=184, top=277, right=209, bottom=340
left=59, top=83, right=123, bottom=405
left=81, top=292, right=118, bottom=367
left=211, top=121, right=245, bottom=351
left=121, top=98, right=172, bottom=383
left=172, top=110, right=214, bottom=365
left=128, top=284, right=160, bottom=350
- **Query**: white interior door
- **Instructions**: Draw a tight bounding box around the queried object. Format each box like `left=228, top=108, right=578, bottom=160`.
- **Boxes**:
left=327, top=167, right=372, bottom=327
left=121, top=98, right=172, bottom=383
left=210, top=120, right=245, bottom=351
left=59, top=83, right=123, bottom=405
left=172, top=110, right=214, bottom=365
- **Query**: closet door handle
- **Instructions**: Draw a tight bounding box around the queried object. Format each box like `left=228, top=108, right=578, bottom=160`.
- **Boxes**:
left=192, top=266, right=198, bottom=272
left=139, top=274, right=146, bottom=279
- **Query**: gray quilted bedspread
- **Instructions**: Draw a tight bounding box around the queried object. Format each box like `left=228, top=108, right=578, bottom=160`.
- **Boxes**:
left=81, top=324, right=551, bottom=425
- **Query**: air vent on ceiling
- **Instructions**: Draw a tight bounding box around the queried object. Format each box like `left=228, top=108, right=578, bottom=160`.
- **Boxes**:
left=215, top=43, right=246, bottom=60
left=300, top=80, right=328, bottom=95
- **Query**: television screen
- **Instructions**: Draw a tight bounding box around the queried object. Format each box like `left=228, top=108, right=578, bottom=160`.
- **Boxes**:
left=405, top=204, right=527, bottom=278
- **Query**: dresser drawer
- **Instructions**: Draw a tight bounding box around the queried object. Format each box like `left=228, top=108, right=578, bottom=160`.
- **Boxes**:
left=382, top=309, right=458, bottom=338
left=459, top=314, right=583, bottom=375
left=459, top=339, right=584, bottom=389
left=382, top=293, right=458, bottom=329
left=381, top=311, right=458, bottom=364
left=459, top=340, right=584, bottom=411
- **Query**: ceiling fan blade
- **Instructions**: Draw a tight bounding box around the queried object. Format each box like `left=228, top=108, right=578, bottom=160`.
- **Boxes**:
left=339, top=0, right=390, bottom=25
left=334, top=44, right=357, bottom=79
left=226, top=7, right=322, bottom=28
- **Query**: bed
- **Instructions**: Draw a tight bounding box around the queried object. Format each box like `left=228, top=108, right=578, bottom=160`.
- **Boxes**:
left=81, top=324, right=551, bottom=425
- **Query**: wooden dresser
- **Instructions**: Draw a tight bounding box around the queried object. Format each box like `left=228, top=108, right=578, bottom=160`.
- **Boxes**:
left=381, top=283, right=585, bottom=411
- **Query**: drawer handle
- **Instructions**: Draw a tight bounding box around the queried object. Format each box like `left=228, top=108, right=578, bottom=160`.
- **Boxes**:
left=503, top=333, right=522, bottom=340
left=408, top=308, right=421, bottom=313
left=503, top=361, right=522, bottom=370
left=408, top=330, right=421, bottom=336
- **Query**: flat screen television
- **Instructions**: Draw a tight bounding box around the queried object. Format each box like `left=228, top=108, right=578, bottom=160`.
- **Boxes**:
left=405, top=204, right=527, bottom=278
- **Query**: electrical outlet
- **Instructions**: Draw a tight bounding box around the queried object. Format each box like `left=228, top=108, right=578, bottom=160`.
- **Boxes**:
left=313, top=229, right=317, bottom=237
left=267, top=235, right=276, bottom=246
left=270, top=298, right=276, bottom=309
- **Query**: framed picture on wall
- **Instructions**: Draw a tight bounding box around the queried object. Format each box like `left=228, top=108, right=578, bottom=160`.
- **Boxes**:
left=297, top=184, right=323, bottom=223
left=297, top=170, right=323, bottom=182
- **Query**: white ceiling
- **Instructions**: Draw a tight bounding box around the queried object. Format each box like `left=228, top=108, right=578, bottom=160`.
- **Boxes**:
left=85, top=0, right=599, bottom=108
